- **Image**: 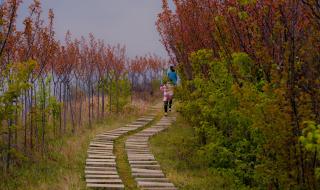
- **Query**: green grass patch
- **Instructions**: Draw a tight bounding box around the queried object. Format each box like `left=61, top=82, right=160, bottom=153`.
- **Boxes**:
left=150, top=114, right=239, bottom=190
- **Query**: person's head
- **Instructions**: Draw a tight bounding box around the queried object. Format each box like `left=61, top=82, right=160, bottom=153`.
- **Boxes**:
left=169, top=64, right=175, bottom=72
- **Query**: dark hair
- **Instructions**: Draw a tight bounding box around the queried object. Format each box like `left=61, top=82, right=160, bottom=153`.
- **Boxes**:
left=170, top=66, right=175, bottom=72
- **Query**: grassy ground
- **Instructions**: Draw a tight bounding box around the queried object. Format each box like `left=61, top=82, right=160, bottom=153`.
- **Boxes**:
left=0, top=112, right=144, bottom=190
left=149, top=113, right=238, bottom=190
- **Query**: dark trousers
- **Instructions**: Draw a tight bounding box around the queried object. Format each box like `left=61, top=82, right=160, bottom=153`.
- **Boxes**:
left=164, top=99, right=173, bottom=113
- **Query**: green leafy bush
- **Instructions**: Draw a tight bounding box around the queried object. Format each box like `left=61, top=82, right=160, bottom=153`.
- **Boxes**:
left=175, top=49, right=316, bottom=188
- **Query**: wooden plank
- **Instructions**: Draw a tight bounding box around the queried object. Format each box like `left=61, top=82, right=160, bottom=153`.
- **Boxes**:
left=86, top=178, right=122, bottom=183
left=132, top=173, right=165, bottom=178
left=86, top=159, right=115, bottom=162
left=137, top=181, right=175, bottom=187
left=88, top=155, right=115, bottom=159
left=128, top=156, right=155, bottom=159
left=85, top=166, right=117, bottom=171
left=131, top=168, right=163, bottom=174
left=85, top=174, right=120, bottom=178
left=87, top=153, right=114, bottom=156
left=86, top=162, right=116, bottom=166
left=88, top=147, right=113, bottom=151
left=87, top=150, right=113, bottom=154
left=90, top=143, right=113, bottom=147
left=131, top=164, right=161, bottom=169
left=136, top=178, right=169, bottom=182
left=129, top=160, right=158, bottom=164
left=85, top=170, right=118, bottom=175
left=86, top=183, right=124, bottom=188
left=127, top=157, right=155, bottom=161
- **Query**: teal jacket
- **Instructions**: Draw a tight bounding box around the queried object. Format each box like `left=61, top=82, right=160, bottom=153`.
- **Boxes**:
left=167, top=69, right=178, bottom=85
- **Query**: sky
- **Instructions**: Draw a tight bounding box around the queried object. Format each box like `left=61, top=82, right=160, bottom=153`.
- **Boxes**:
left=16, top=0, right=175, bottom=58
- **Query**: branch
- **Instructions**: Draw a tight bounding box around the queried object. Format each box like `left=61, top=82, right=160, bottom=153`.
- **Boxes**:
left=0, top=1, right=18, bottom=57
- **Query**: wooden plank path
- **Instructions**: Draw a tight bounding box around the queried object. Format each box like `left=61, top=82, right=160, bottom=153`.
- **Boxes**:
left=126, top=116, right=177, bottom=190
left=85, top=115, right=156, bottom=189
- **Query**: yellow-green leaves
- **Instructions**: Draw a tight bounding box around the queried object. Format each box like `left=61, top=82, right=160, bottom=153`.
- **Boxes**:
left=300, top=121, right=320, bottom=151
left=0, top=60, right=36, bottom=121
left=238, top=11, right=249, bottom=20
left=238, top=0, right=256, bottom=6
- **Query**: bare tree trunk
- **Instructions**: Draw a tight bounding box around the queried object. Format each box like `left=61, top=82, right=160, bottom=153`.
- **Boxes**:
left=14, top=102, right=18, bottom=148
left=97, top=85, right=100, bottom=120
left=116, top=78, right=119, bottom=113
left=24, top=91, right=28, bottom=152
left=63, top=83, right=67, bottom=133
left=88, top=83, right=92, bottom=128
left=75, top=79, right=78, bottom=129
left=286, top=2, right=305, bottom=185
left=102, top=86, right=105, bottom=118
left=34, top=83, right=39, bottom=151
left=91, top=84, right=94, bottom=121
left=29, top=87, right=33, bottom=150
left=6, top=119, right=13, bottom=173
left=109, top=79, right=112, bottom=113
left=41, top=78, right=46, bottom=154
left=79, top=90, right=83, bottom=128
left=131, top=74, right=134, bottom=103
left=59, top=82, right=62, bottom=135
left=69, top=86, right=75, bottom=134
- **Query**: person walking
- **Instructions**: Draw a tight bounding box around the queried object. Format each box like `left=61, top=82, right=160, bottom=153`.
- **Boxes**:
left=167, top=65, right=178, bottom=85
left=160, top=65, right=178, bottom=116
left=160, top=79, right=174, bottom=116
left=166, top=65, right=178, bottom=112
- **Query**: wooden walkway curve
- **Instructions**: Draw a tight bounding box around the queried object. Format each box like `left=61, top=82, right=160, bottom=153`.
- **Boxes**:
left=126, top=116, right=177, bottom=190
left=85, top=115, right=155, bottom=189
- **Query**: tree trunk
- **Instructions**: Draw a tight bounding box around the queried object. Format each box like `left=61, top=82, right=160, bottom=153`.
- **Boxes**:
left=24, top=90, right=28, bottom=152
left=59, top=82, right=62, bottom=135
left=91, top=84, right=94, bottom=121
left=109, top=79, right=112, bottom=113
left=69, top=86, right=75, bottom=134
left=63, top=83, right=67, bottom=133
left=75, top=79, right=78, bottom=129
left=6, top=119, right=13, bottom=173
left=41, top=78, right=46, bottom=154
left=29, top=87, right=33, bottom=150
left=79, top=89, right=83, bottom=128
left=102, top=85, right=105, bottom=118
left=14, top=102, right=18, bottom=148
left=34, top=83, right=38, bottom=150
left=116, top=78, right=119, bottom=113
left=88, top=83, right=92, bottom=128
left=97, top=84, right=100, bottom=120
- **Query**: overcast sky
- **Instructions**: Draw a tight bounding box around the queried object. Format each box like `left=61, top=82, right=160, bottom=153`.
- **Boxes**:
left=17, top=0, right=175, bottom=58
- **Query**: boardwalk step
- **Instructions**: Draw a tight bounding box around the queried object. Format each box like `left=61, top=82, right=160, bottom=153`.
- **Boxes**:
left=86, top=183, right=124, bottom=188
left=126, top=116, right=177, bottom=189
left=85, top=170, right=118, bottom=174
left=85, top=113, right=156, bottom=188
left=138, top=181, right=175, bottom=187
left=86, top=179, right=122, bottom=183
left=136, top=178, right=169, bottom=182
left=85, top=166, right=117, bottom=171
left=85, top=174, right=120, bottom=179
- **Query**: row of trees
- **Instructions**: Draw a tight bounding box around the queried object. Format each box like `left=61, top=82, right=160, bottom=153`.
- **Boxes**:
left=0, top=0, right=166, bottom=174
left=157, top=0, right=320, bottom=189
